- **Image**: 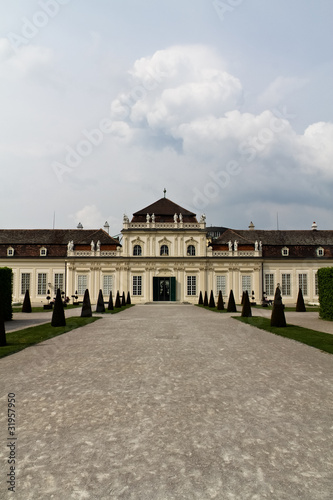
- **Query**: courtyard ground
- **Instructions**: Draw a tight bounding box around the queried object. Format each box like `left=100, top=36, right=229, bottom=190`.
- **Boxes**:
left=0, top=304, right=332, bottom=499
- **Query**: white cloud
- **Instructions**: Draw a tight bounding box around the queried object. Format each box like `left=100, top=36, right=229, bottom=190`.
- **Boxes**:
left=69, top=205, right=104, bottom=229
left=0, top=38, right=52, bottom=75
left=257, top=76, right=308, bottom=109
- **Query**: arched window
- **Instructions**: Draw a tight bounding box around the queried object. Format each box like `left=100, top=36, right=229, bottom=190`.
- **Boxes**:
left=133, top=245, right=142, bottom=256
left=187, top=245, right=195, bottom=256
left=160, top=245, right=169, bottom=256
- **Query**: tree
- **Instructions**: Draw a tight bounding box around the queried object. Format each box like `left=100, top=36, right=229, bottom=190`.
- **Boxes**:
left=22, top=289, right=32, bottom=313
left=270, top=287, right=286, bottom=327
left=203, top=291, right=209, bottom=307
left=126, top=291, right=131, bottom=305
left=217, top=290, right=224, bottom=310
left=0, top=300, right=6, bottom=346
left=115, top=291, right=121, bottom=308
left=0, top=267, right=13, bottom=321
left=81, top=289, right=92, bottom=318
left=227, top=290, right=237, bottom=312
left=51, top=288, right=66, bottom=327
left=296, top=288, right=306, bottom=312
left=107, top=291, right=114, bottom=310
left=198, top=291, right=203, bottom=305
left=209, top=290, right=215, bottom=308
left=241, top=291, right=252, bottom=317
left=96, top=289, right=105, bottom=313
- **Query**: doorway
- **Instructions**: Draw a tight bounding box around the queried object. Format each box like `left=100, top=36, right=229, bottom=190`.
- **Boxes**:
left=153, top=277, right=176, bottom=301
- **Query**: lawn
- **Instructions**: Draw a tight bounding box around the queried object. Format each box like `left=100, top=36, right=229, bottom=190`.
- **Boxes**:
left=12, top=304, right=81, bottom=313
left=195, top=304, right=236, bottom=313
left=0, top=316, right=100, bottom=359
left=234, top=316, right=333, bottom=355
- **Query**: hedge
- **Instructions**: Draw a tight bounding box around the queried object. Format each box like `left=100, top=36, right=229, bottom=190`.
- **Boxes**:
left=0, top=267, right=13, bottom=321
left=318, top=267, right=333, bottom=321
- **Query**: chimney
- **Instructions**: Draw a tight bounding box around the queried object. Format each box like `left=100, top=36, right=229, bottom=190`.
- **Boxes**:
left=248, top=221, right=255, bottom=230
left=77, top=222, right=83, bottom=229
left=104, top=221, right=110, bottom=234
left=311, top=221, right=317, bottom=231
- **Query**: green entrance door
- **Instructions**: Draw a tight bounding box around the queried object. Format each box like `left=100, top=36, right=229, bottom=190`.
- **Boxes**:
left=153, top=277, right=176, bottom=301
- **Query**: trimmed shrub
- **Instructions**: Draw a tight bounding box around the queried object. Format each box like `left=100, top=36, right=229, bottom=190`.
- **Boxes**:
left=81, top=289, right=92, bottom=318
left=126, top=292, right=131, bottom=305
left=96, top=289, right=105, bottom=313
left=241, top=291, right=252, bottom=317
left=22, top=289, right=32, bottom=313
left=107, top=291, right=114, bottom=310
left=217, top=290, right=224, bottom=310
left=209, top=290, right=215, bottom=308
left=198, top=291, right=203, bottom=305
left=296, top=288, right=306, bottom=312
left=227, top=290, right=237, bottom=313
left=0, top=267, right=13, bottom=321
left=270, top=287, right=286, bottom=327
left=115, top=291, right=121, bottom=308
left=318, top=267, right=333, bottom=320
left=241, top=291, right=245, bottom=305
left=51, top=288, right=66, bottom=327
left=122, top=292, right=126, bottom=306
left=203, top=291, right=209, bottom=307
left=0, top=302, right=6, bottom=346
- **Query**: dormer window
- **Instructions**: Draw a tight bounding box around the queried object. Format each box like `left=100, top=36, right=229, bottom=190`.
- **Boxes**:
left=40, top=247, right=47, bottom=256
left=7, top=247, right=14, bottom=256
left=282, top=247, right=289, bottom=257
left=317, top=247, right=324, bottom=257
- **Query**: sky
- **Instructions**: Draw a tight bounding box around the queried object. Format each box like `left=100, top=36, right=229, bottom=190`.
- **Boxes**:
left=0, top=0, right=332, bottom=236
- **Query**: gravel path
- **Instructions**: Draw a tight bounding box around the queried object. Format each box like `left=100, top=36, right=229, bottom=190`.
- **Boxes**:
left=0, top=304, right=332, bottom=499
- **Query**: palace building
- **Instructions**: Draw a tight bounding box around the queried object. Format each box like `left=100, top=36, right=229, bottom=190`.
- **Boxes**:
left=1, top=196, right=332, bottom=305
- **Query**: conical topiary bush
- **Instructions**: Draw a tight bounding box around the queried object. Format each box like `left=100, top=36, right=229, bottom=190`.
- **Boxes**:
left=122, top=292, right=126, bottom=306
left=107, top=291, right=114, bottom=310
left=209, top=290, right=215, bottom=308
left=271, top=287, right=286, bottom=327
left=241, top=291, right=245, bottom=305
left=241, top=291, right=252, bottom=317
left=203, top=291, right=209, bottom=307
left=81, top=289, right=92, bottom=318
left=198, top=291, right=203, bottom=305
left=115, top=291, right=121, bottom=308
left=96, top=289, right=105, bottom=313
left=126, top=291, right=131, bottom=305
left=296, top=288, right=306, bottom=312
left=227, top=290, right=237, bottom=312
left=22, top=289, right=32, bottom=313
left=0, top=302, right=6, bottom=346
left=51, top=288, right=66, bottom=327
left=217, top=290, right=224, bottom=310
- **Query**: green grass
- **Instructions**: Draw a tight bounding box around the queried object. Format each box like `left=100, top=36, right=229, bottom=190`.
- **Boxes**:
left=0, top=316, right=101, bottom=359
left=195, top=304, right=239, bottom=313
left=93, top=304, right=134, bottom=314
left=251, top=304, right=320, bottom=312
left=234, top=316, right=333, bottom=354
left=12, top=304, right=81, bottom=313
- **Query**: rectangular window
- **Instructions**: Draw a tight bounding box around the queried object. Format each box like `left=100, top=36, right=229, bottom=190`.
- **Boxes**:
left=281, top=273, right=291, bottom=296
left=298, top=273, right=308, bottom=296
left=264, top=273, right=274, bottom=296
left=21, top=273, right=30, bottom=295
left=216, top=275, right=226, bottom=296
left=78, top=275, right=87, bottom=295
left=315, top=272, right=319, bottom=296
left=187, top=276, right=196, bottom=296
left=242, top=275, right=251, bottom=294
left=133, top=276, right=142, bottom=296
left=37, top=273, right=47, bottom=295
left=103, top=275, right=113, bottom=296
left=54, top=273, right=64, bottom=293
